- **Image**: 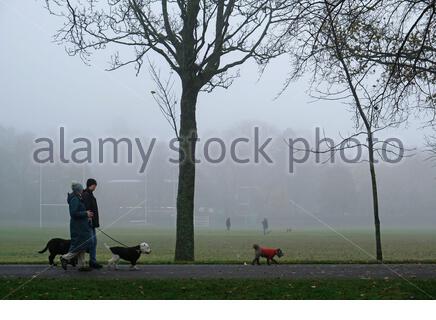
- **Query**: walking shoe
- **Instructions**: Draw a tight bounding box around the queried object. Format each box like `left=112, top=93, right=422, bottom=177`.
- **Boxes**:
left=78, top=267, right=93, bottom=272
left=90, top=262, right=103, bottom=269
left=60, top=257, right=68, bottom=271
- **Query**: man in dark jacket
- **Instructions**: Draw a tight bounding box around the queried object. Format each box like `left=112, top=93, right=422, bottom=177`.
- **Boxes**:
left=82, top=178, right=102, bottom=269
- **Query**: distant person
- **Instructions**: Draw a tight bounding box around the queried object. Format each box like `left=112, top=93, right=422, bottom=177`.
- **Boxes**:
left=82, top=178, right=102, bottom=269
left=61, top=182, right=94, bottom=271
left=226, top=217, right=231, bottom=231
left=262, top=218, right=269, bottom=235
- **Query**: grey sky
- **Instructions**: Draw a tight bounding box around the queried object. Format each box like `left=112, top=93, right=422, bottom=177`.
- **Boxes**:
left=0, top=0, right=429, bottom=146
left=1, top=1, right=436, bottom=230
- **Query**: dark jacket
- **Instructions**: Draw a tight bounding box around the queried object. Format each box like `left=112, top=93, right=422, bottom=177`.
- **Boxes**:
left=82, top=189, right=100, bottom=228
left=67, top=192, right=92, bottom=253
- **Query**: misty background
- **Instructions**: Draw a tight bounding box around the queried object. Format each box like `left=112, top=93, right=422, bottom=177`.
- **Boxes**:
left=1, top=1, right=435, bottom=229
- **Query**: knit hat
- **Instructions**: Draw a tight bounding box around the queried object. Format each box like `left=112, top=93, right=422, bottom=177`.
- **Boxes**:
left=71, top=182, right=84, bottom=193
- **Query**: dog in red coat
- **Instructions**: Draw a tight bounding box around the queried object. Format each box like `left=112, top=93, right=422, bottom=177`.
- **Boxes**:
left=252, top=244, right=284, bottom=265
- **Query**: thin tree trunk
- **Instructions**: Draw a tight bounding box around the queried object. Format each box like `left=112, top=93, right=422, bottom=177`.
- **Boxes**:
left=175, top=85, right=199, bottom=262
left=367, top=133, right=383, bottom=262
left=324, top=0, right=383, bottom=262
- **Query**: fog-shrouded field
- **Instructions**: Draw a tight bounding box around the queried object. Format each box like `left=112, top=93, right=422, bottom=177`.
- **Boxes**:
left=1, top=227, right=435, bottom=264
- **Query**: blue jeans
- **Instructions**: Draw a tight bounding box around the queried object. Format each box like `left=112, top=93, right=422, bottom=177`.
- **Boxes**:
left=89, top=227, right=97, bottom=264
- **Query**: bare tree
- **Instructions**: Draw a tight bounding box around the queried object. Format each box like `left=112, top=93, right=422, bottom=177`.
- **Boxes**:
left=285, top=0, right=409, bottom=262
left=342, top=0, right=436, bottom=122
left=352, top=0, right=436, bottom=153
left=148, top=61, right=180, bottom=139
left=45, top=0, right=291, bottom=261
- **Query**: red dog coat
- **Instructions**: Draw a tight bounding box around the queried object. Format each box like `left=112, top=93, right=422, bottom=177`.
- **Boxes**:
left=260, top=247, right=279, bottom=259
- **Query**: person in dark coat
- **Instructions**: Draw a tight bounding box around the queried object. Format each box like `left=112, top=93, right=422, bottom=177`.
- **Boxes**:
left=82, top=178, right=102, bottom=269
left=262, top=218, right=269, bottom=235
left=226, top=217, right=231, bottom=231
left=60, top=182, right=94, bottom=271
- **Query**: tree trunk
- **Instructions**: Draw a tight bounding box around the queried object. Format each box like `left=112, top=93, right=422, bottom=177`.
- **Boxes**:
left=325, top=0, right=384, bottom=263
left=367, top=133, right=383, bottom=262
left=175, top=85, right=199, bottom=262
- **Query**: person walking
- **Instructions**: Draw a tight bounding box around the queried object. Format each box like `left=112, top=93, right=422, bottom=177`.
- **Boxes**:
left=226, top=217, right=231, bottom=231
left=262, top=218, right=269, bottom=235
left=60, top=182, right=94, bottom=271
left=82, top=178, right=103, bottom=269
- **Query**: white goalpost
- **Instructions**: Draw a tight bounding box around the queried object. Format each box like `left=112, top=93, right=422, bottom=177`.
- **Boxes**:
left=38, top=164, right=180, bottom=229
left=38, top=165, right=87, bottom=228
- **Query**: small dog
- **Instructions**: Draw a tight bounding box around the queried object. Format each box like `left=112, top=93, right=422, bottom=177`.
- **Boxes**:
left=105, top=242, right=151, bottom=270
left=38, top=238, right=78, bottom=266
left=252, top=244, right=284, bottom=265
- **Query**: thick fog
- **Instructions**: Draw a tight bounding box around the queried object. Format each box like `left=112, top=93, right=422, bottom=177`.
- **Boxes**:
left=1, top=1, right=435, bottom=229
left=1, top=124, right=436, bottom=229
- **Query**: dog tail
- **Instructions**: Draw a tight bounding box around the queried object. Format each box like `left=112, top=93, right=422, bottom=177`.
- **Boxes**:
left=38, top=243, right=49, bottom=254
left=104, top=243, right=111, bottom=251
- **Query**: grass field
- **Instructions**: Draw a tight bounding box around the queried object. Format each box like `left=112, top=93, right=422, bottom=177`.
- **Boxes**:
left=1, top=278, right=435, bottom=299
left=0, top=227, right=435, bottom=264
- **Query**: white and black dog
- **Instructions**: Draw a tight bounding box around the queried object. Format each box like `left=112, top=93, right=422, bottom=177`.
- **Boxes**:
left=104, top=242, right=151, bottom=270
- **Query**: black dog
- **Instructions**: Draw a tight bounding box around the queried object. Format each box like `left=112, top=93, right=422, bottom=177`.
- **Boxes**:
left=38, top=238, right=77, bottom=266
left=105, top=242, right=151, bottom=270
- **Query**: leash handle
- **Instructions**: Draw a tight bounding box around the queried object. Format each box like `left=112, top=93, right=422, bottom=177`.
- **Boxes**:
left=97, top=228, right=129, bottom=248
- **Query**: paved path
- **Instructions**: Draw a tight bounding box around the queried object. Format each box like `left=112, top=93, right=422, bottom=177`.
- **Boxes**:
left=0, top=264, right=436, bottom=280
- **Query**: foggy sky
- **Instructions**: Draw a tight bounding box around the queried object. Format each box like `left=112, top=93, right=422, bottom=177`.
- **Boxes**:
left=1, top=1, right=436, bottom=229
left=0, top=1, right=429, bottom=146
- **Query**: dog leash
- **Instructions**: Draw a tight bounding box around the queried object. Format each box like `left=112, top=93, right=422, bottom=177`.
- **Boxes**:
left=97, top=228, right=129, bottom=248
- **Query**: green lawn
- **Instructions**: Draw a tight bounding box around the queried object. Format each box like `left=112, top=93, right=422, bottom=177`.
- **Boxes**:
left=1, top=278, right=435, bottom=299
left=0, top=227, right=435, bottom=264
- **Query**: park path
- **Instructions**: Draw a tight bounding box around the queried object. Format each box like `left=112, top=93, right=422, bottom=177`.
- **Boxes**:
left=0, top=264, right=435, bottom=280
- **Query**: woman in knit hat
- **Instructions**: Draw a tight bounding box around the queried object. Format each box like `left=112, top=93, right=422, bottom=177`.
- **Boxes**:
left=60, top=182, right=94, bottom=271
